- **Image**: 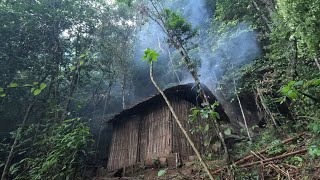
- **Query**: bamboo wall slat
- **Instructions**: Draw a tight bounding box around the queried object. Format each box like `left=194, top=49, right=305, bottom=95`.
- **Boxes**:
left=171, top=97, right=204, bottom=160
left=107, top=95, right=205, bottom=171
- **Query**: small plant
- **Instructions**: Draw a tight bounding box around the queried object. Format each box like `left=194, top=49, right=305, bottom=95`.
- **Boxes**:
left=152, top=157, right=161, bottom=168
left=189, top=102, right=220, bottom=146
left=287, top=156, right=303, bottom=166
left=266, top=139, right=285, bottom=155
left=308, top=145, right=320, bottom=159
left=308, top=119, right=320, bottom=135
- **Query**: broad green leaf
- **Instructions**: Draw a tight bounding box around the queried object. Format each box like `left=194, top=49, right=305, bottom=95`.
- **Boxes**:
left=70, top=66, right=76, bottom=71
left=33, top=89, right=41, bottom=96
left=8, top=83, right=18, bottom=88
left=0, top=87, right=3, bottom=92
left=287, top=90, right=298, bottom=99
left=280, top=86, right=290, bottom=94
left=308, top=145, right=320, bottom=158
left=204, top=124, right=209, bottom=132
left=33, top=82, right=39, bottom=85
left=79, top=60, right=84, bottom=66
left=0, top=93, right=6, bottom=97
left=204, top=138, right=211, bottom=146
left=31, top=88, right=35, bottom=93
left=311, top=79, right=320, bottom=86
left=79, top=53, right=87, bottom=58
left=142, top=48, right=160, bottom=64
left=288, top=81, right=296, bottom=87
left=224, top=128, right=232, bottom=136
left=202, top=113, right=209, bottom=119
left=294, top=80, right=304, bottom=86
left=40, top=83, right=47, bottom=90
left=157, top=169, right=167, bottom=177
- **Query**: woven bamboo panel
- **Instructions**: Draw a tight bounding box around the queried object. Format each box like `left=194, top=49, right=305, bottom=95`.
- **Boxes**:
left=107, top=116, right=140, bottom=170
left=107, top=97, right=204, bottom=171
left=171, top=97, right=204, bottom=160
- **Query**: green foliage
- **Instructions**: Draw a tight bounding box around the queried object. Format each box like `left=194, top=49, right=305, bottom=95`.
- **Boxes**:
left=6, top=118, right=92, bottom=180
left=277, top=0, right=320, bottom=58
left=209, top=0, right=320, bottom=176
left=142, top=48, right=160, bottom=64
left=189, top=102, right=223, bottom=152
left=233, top=169, right=259, bottom=180
left=224, top=128, right=232, bottom=136
left=266, top=140, right=285, bottom=156
left=308, top=120, right=320, bottom=135
left=308, top=145, right=320, bottom=158
left=157, top=168, right=167, bottom=177
left=190, top=102, right=220, bottom=123
left=279, top=78, right=320, bottom=102
left=31, top=83, right=47, bottom=96
left=0, top=82, right=48, bottom=98
left=152, top=157, right=161, bottom=168
left=7, top=83, right=19, bottom=88
left=287, top=156, right=303, bottom=166
left=161, top=8, right=198, bottom=47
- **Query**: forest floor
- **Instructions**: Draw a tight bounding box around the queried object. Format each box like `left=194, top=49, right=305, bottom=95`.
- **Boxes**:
left=94, top=132, right=320, bottom=179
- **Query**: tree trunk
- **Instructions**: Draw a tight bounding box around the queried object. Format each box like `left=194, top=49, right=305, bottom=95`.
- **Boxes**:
left=314, top=58, right=320, bottom=71
left=146, top=0, right=230, bottom=162
left=1, top=99, right=37, bottom=180
left=291, top=38, right=298, bottom=78
left=176, top=47, right=230, bottom=162
left=252, top=0, right=272, bottom=31
left=121, top=73, right=126, bottom=110
left=60, top=69, right=78, bottom=121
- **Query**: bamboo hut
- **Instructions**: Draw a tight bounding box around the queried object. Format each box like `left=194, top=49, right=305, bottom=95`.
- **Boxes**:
left=107, top=83, right=229, bottom=171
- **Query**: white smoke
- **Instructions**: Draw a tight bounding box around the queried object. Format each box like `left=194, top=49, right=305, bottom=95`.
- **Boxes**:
left=130, top=0, right=261, bottom=103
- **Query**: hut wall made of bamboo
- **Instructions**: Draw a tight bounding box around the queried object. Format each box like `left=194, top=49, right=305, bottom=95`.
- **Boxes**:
left=107, top=96, right=203, bottom=171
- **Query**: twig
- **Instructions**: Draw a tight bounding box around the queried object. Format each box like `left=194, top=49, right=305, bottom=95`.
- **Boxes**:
left=240, top=149, right=307, bottom=168
left=250, top=151, right=265, bottom=179
left=233, top=76, right=252, bottom=142
left=283, top=163, right=298, bottom=171
left=234, top=132, right=304, bottom=165
left=251, top=151, right=294, bottom=179
left=256, top=88, right=278, bottom=128
left=212, top=133, right=305, bottom=175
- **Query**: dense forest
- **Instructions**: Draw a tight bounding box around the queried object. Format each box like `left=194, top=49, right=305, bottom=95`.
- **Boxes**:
left=0, top=0, right=319, bottom=179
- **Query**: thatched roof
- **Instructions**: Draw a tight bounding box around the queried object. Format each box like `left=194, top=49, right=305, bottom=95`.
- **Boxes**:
left=109, top=83, right=229, bottom=122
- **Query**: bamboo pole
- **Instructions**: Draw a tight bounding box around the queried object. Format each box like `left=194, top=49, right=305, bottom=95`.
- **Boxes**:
left=149, top=63, right=214, bottom=180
